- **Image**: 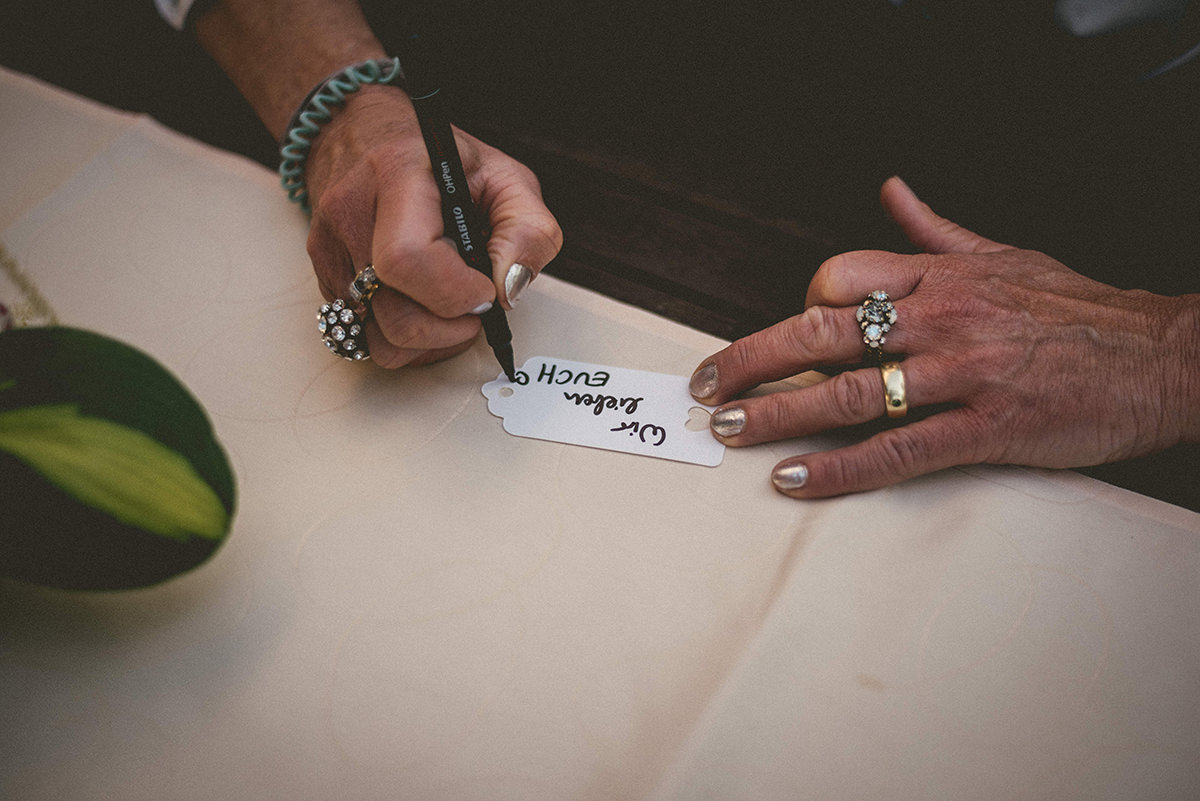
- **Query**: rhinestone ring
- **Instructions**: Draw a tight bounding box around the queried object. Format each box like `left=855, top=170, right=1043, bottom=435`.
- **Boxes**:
left=856, top=289, right=897, bottom=359
left=880, top=361, right=908, bottom=418
left=317, top=265, right=380, bottom=361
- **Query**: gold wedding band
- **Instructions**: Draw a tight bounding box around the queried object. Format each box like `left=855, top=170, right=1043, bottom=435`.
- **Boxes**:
left=880, top=361, right=907, bottom=418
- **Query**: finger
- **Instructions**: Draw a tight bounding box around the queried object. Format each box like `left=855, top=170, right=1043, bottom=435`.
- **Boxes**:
left=881, top=176, right=1010, bottom=255
left=367, top=334, right=478, bottom=370
left=707, top=357, right=949, bottom=447
left=307, top=219, right=357, bottom=301
left=368, top=288, right=483, bottom=357
left=689, top=304, right=864, bottom=404
left=470, top=146, right=564, bottom=308
left=768, top=407, right=985, bottom=498
left=805, top=249, right=924, bottom=310
left=371, top=170, right=497, bottom=318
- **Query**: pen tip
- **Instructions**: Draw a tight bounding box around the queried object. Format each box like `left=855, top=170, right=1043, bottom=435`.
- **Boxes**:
left=498, top=347, right=517, bottom=382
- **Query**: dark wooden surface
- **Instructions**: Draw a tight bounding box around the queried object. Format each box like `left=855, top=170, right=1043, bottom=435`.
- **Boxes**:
left=2, top=1, right=1197, bottom=510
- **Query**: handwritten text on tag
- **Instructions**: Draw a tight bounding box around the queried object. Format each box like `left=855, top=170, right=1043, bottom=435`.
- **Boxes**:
left=481, top=356, right=724, bottom=467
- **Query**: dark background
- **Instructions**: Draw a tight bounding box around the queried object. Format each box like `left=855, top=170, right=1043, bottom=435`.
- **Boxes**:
left=2, top=1, right=1197, bottom=509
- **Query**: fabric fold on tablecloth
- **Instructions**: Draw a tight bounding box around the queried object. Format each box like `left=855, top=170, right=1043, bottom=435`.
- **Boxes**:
left=2, top=65, right=1197, bottom=801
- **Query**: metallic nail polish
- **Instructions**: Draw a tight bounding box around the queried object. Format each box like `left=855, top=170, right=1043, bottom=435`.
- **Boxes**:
left=471, top=301, right=493, bottom=315
left=771, top=462, right=809, bottom=490
left=710, top=407, right=746, bottom=438
left=689, top=362, right=719, bottom=399
left=504, top=263, right=532, bottom=305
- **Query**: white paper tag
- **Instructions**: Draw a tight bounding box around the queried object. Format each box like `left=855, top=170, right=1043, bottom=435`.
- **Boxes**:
left=482, top=356, right=725, bottom=467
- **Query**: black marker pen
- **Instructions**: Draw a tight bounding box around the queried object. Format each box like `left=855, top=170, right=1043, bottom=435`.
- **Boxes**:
left=410, top=86, right=517, bottom=381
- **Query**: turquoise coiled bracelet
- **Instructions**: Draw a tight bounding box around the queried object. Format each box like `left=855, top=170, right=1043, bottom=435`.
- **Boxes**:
left=278, top=57, right=406, bottom=211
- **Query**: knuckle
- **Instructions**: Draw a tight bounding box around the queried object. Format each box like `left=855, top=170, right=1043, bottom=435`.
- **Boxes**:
left=372, top=239, right=423, bottom=281
left=817, top=454, right=861, bottom=495
left=502, top=158, right=540, bottom=187
left=755, top=395, right=798, bottom=438
left=789, top=305, right=840, bottom=357
left=721, top=337, right=761, bottom=380
left=874, top=429, right=926, bottom=476
left=809, top=253, right=847, bottom=295
left=826, top=372, right=880, bottom=419
left=310, top=174, right=368, bottom=228
left=532, top=210, right=564, bottom=254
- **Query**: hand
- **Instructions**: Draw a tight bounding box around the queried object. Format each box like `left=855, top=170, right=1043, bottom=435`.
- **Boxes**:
left=690, top=177, right=1200, bottom=498
left=305, top=86, right=562, bottom=367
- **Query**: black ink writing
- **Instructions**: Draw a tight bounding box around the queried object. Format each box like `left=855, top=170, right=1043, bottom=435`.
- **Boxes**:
left=509, top=361, right=615, bottom=388
left=563, top=392, right=642, bottom=416
left=610, top=421, right=667, bottom=447
left=537, top=362, right=610, bottom=387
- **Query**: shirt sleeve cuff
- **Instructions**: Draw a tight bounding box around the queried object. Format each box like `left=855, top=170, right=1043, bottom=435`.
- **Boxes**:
left=153, top=0, right=198, bottom=31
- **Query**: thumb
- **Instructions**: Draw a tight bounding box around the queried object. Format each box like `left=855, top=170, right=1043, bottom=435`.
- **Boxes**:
left=881, top=176, right=1009, bottom=255
left=463, top=134, right=563, bottom=308
left=480, top=186, right=563, bottom=310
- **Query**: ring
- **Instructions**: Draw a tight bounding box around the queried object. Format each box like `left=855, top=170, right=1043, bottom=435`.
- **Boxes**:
left=880, top=361, right=907, bottom=418
left=857, top=289, right=897, bottom=358
left=349, top=264, right=379, bottom=305
left=317, top=265, right=379, bottom=361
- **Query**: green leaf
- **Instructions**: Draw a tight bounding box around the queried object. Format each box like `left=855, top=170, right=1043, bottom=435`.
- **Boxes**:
left=0, top=327, right=235, bottom=589
left=0, top=327, right=235, bottom=514
left=0, top=404, right=227, bottom=541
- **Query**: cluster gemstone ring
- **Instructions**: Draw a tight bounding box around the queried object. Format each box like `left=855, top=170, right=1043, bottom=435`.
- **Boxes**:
left=318, top=265, right=379, bottom=361
left=856, top=289, right=897, bottom=357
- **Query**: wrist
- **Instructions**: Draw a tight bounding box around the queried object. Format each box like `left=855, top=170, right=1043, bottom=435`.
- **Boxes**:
left=193, top=0, right=387, bottom=139
left=278, top=60, right=408, bottom=210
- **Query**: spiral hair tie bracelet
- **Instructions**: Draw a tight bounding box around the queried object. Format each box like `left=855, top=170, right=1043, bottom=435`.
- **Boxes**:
left=278, top=58, right=406, bottom=211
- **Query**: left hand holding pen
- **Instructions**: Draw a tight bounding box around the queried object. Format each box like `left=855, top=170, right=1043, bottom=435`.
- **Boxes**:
left=690, top=176, right=1200, bottom=498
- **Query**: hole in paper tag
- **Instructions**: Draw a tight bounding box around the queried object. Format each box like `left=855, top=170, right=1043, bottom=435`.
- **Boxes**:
left=685, top=406, right=711, bottom=432
left=482, top=356, right=725, bottom=467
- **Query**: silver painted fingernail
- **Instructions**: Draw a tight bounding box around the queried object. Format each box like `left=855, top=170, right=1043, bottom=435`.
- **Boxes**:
left=504, top=263, right=533, bottom=305
left=471, top=301, right=494, bottom=315
left=689, top=362, right=719, bottom=400
left=710, top=407, right=746, bottom=438
left=771, top=462, right=809, bottom=490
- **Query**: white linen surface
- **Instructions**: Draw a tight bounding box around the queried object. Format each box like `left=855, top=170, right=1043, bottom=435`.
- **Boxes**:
left=1, top=67, right=1197, bottom=801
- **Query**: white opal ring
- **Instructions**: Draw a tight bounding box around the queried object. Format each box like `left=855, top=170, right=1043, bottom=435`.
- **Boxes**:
left=856, top=290, right=897, bottom=359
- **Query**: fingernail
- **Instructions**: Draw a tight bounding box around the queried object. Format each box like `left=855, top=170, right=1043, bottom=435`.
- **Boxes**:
left=689, top=362, right=719, bottom=400
left=504, top=263, right=533, bottom=305
left=471, top=301, right=493, bottom=315
left=771, top=462, right=809, bottom=490
left=710, top=407, right=746, bottom=438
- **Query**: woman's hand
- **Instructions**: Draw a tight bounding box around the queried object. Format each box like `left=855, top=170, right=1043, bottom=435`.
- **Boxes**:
left=690, top=177, right=1200, bottom=498
left=305, top=86, right=562, bottom=368
left=192, top=0, right=563, bottom=369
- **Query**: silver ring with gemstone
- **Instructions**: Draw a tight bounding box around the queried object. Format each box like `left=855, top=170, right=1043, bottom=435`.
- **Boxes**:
left=856, top=289, right=897, bottom=359
left=349, top=264, right=379, bottom=305
left=317, top=265, right=378, bottom=361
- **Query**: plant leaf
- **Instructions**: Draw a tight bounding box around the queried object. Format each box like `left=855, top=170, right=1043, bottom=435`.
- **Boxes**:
left=0, top=403, right=227, bottom=541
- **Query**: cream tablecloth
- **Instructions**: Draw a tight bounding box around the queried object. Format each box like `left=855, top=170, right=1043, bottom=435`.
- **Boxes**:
left=1, top=67, right=1198, bottom=800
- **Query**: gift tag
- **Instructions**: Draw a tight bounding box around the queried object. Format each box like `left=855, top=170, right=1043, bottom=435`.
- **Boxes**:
left=482, top=356, right=724, bottom=467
